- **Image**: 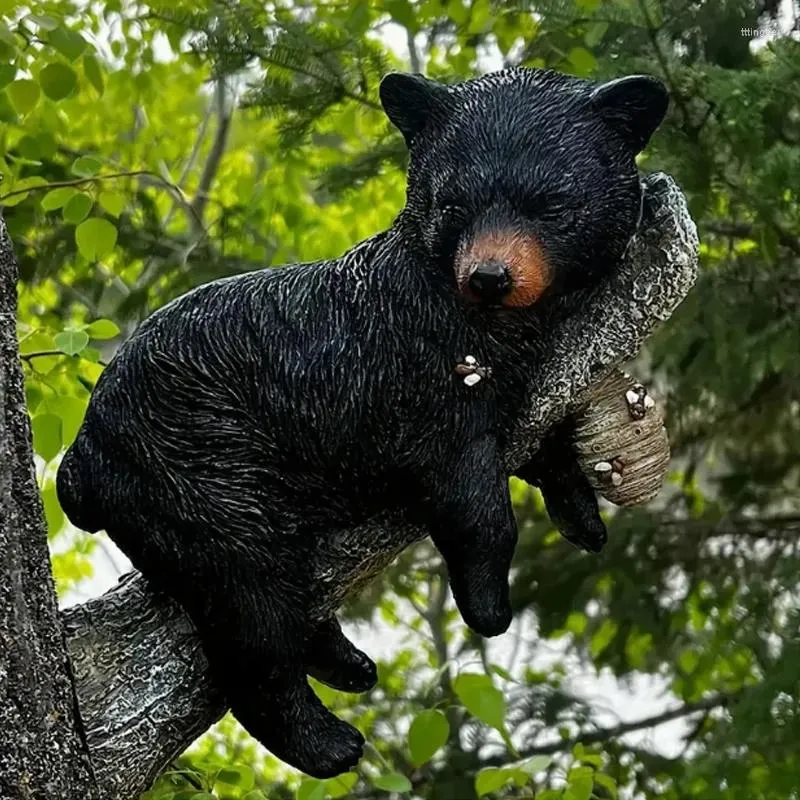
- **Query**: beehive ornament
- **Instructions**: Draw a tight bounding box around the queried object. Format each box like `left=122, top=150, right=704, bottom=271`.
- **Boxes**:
left=572, top=368, right=670, bottom=506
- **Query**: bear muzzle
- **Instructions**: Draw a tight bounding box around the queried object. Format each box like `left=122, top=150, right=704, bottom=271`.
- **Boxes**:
left=455, top=228, right=551, bottom=308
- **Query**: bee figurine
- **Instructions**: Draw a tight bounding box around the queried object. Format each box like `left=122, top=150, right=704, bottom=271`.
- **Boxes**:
left=455, top=355, right=493, bottom=387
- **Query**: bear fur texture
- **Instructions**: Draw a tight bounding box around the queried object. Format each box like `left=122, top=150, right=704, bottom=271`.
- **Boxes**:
left=57, top=67, right=668, bottom=777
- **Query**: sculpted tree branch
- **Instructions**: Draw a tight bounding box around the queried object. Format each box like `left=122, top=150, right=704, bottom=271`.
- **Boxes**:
left=1, top=172, right=697, bottom=799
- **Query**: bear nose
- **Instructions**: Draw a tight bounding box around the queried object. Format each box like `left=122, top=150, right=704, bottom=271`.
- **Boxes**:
left=468, top=261, right=512, bottom=303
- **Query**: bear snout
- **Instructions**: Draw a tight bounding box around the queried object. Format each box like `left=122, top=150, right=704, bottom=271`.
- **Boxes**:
left=455, top=228, right=551, bottom=308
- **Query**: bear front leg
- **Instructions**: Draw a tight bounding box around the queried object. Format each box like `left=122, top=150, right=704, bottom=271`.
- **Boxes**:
left=513, top=419, right=607, bottom=554
left=306, top=616, right=378, bottom=693
left=421, top=432, right=517, bottom=638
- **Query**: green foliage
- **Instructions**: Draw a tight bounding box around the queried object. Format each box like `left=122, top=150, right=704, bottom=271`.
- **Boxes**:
left=372, top=772, right=412, bottom=792
left=7, top=0, right=800, bottom=798
left=39, top=62, right=78, bottom=101
left=453, top=672, right=508, bottom=733
left=74, top=217, right=117, bottom=260
left=408, top=709, right=449, bottom=765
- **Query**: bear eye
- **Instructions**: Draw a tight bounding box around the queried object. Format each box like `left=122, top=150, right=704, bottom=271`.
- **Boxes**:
left=522, top=194, right=580, bottom=224
left=521, top=195, right=552, bottom=219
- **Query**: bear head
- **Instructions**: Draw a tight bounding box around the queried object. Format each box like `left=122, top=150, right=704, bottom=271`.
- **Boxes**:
left=380, top=67, right=668, bottom=308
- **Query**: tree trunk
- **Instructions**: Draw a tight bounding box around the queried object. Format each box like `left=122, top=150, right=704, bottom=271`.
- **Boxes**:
left=1, top=172, right=698, bottom=800
left=0, top=216, right=97, bottom=800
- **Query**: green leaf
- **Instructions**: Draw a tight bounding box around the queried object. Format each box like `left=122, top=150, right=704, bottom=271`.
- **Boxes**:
left=0, top=64, right=17, bottom=90
left=81, top=346, right=101, bottom=363
left=71, top=156, right=102, bottom=177
left=508, top=769, right=530, bottom=788
left=36, top=132, right=56, bottom=158
left=25, top=383, right=43, bottom=413
left=55, top=329, right=89, bottom=356
left=98, top=190, right=125, bottom=217
left=467, top=0, right=491, bottom=33
left=0, top=22, right=16, bottom=50
left=42, top=480, right=65, bottom=537
left=0, top=90, right=17, bottom=123
left=75, top=218, right=117, bottom=260
left=565, top=771, right=594, bottom=800
left=41, top=187, right=78, bottom=211
left=242, top=792, right=267, bottom=800
left=594, top=773, right=617, bottom=798
left=216, top=766, right=254, bottom=790
left=590, top=619, right=618, bottom=658
left=453, top=673, right=506, bottom=730
left=564, top=777, right=594, bottom=800
left=15, top=134, right=41, bottom=161
left=83, top=53, right=104, bottom=95
left=48, top=27, right=88, bottom=61
left=324, top=772, right=357, bottom=798
left=63, top=192, right=93, bottom=223
left=0, top=37, right=14, bottom=62
left=584, top=21, right=609, bottom=47
left=7, top=79, right=40, bottom=114
left=40, top=63, right=78, bottom=101
left=475, top=768, right=514, bottom=797
left=408, top=709, right=449, bottom=766
left=32, top=413, right=62, bottom=462
left=385, top=0, right=418, bottom=32
left=30, top=14, right=60, bottom=31
left=373, top=772, right=411, bottom=793
left=567, top=46, right=597, bottom=77
left=517, top=755, right=552, bottom=775
left=86, top=318, right=120, bottom=339
left=568, top=765, right=595, bottom=782
left=296, top=780, right=325, bottom=800
left=58, top=396, right=87, bottom=446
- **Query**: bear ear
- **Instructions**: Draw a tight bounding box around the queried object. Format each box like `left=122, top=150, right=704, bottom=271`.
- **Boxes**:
left=590, top=75, right=669, bottom=153
left=379, top=72, right=450, bottom=146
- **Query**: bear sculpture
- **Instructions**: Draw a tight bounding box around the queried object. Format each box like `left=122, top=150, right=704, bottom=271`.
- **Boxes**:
left=58, top=67, right=668, bottom=777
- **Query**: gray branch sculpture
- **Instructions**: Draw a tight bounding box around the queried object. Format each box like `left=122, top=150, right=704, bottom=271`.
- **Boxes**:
left=2, top=171, right=698, bottom=800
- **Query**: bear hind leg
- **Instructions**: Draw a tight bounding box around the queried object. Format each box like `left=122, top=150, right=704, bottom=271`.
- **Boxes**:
left=108, top=519, right=365, bottom=778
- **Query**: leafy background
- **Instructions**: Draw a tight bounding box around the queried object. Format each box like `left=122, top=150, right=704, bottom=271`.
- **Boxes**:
left=5, top=0, right=800, bottom=798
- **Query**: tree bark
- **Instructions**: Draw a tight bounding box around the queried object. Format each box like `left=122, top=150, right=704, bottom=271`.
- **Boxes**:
left=1, top=172, right=698, bottom=800
left=0, top=217, right=97, bottom=800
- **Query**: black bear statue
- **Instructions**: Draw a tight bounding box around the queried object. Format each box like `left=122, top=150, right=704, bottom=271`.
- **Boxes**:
left=57, top=67, right=669, bottom=777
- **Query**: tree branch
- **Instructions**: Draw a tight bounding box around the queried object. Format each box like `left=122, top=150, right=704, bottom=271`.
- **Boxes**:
left=485, top=693, right=731, bottom=763
left=406, top=28, right=422, bottom=73
left=704, top=220, right=800, bottom=255
left=3, top=172, right=698, bottom=798
left=660, top=514, right=800, bottom=541
left=188, top=79, right=233, bottom=232
left=61, top=574, right=226, bottom=799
